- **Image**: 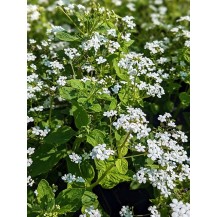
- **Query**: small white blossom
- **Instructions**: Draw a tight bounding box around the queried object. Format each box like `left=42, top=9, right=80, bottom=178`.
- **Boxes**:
left=107, top=29, right=116, bottom=37
left=119, top=206, right=133, bottom=217
left=96, top=56, right=107, bottom=64
left=64, top=48, right=80, bottom=59
left=170, top=199, right=190, bottom=217
left=27, top=176, right=34, bottom=187
left=121, top=33, right=131, bottom=42
left=57, top=76, right=67, bottom=86
left=69, top=153, right=82, bottom=164
left=148, top=206, right=161, bottom=217
left=27, top=147, right=35, bottom=155
left=62, top=173, right=85, bottom=183
left=103, top=110, right=117, bottom=118
left=135, top=143, right=146, bottom=152
left=27, top=116, right=34, bottom=123
left=90, top=144, right=115, bottom=160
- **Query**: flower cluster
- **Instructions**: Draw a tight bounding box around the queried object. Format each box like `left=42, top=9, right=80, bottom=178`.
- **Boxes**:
left=31, top=126, right=50, bottom=137
left=64, top=48, right=80, bottom=59
left=113, top=107, right=151, bottom=139
left=148, top=206, right=161, bottom=217
left=103, top=110, right=117, bottom=118
left=118, top=52, right=166, bottom=98
left=61, top=173, right=85, bottom=183
left=132, top=113, right=189, bottom=197
left=119, top=205, right=133, bottom=217
left=27, top=147, right=35, bottom=167
left=79, top=206, right=101, bottom=217
left=170, top=199, right=190, bottom=217
left=27, top=176, right=34, bottom=187
left=69, top=153, right=82, bottom=164
left=90, top=144, right=115, bottom=160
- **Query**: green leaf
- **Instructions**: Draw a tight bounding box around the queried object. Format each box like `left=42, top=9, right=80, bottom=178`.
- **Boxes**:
left=30, top=143, right=67, bottom=177
left=94, top=159, right=107, bottom=171
left=56, top=32, right=79, bottom=42
left=113, top=59, right=129, bottom=81
left=99, top=167, right=132, bottom=189
left=146, top=158, right=154, bottom=165
left=120, top=40, right=134, bottom=53
left=109, top=99, right=117, bottom=110
left=66, top=157, right=81, bottom=176
left=59, top=87, right=77, bottom=100
left=98, top=93, right=113, bottom=101
left=37, top=179, right=55, bottom=211
left=179, top=92, right=190, bottom=107
left=55, top=189, right=84, bottom=214
left=68, top=79, right=84, bottom=90
left=115, top=158, right=128, bottom=174
left=77, top=98, right=88, bottom=104
left=119, top=147, right=128, bottom=157
left=44, top=126, right=74, bottom=145
left=80, top=161, right=95, bottom=182
left=82, top=191, right=99, bottom=209
left=118, top=88, right=128, bottom=104
left=87, top=129, right=105, bottom=146
left=90, top=104, right=102, bottom=112
left=71, top=103, right=90, bottom=129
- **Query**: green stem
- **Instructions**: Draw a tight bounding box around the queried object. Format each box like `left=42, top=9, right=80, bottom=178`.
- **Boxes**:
left=123, top=153, right=147, bottom=159
left=118, top=132, right=131, bottom=158
left=89, top=164, right=114, bottom=189
left=49, top=96, right=54, bottom=127
left=87, top=88, right=99, bottom=101
left=70, top=60, right=76, bottom=79
left=58, top=7, right=85, bottom=35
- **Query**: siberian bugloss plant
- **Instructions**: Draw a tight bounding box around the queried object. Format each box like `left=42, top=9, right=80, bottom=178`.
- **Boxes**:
left=27, top=0, right=190, bottom=217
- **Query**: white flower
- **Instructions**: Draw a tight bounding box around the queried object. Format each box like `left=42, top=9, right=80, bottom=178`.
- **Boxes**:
left=177, top=16, right=190, bottom=22
left=84, top=206, right=101, bottom=217
left=127, top=3, right=136, bottom=12
left=29, top=39, right=36, bottom=44
left=148, top=205, right=161, bottom=217
left=90, top=144, right=115, bottom=160
left=57, top=76, right=67, bottom=86
left=135, top=143, right=146, bottom=152
left=103, top=110, right=117, bottom=118
left=107, top=29, right=116, bottom=37
left=158, top=115, right=166, bottom=122
left=27, top=116, right=34, bottom=123
left=168, top=121, right=176, bottom=127
left=170, top=199, right=190, bottom=217
left=27, top=147, right=35, bottom=155
left=27, top=53, right=36, bottom=61
left=62, top=173, right=85, bottom=183
left=102, top=88, right=111, bottom=95
left=31, top=126, right=50, bottom=137
left=113, top=107, right=151, bottom=139
left=112, top=0, right=122, bottom=6
left=96, top=56, right=107, bottom=64
left=144, top=40, right=164, bottom=54
left=64, top=48, right=80, bottom=59
left=111, top=83, right=122, bottom=94
left=69, top=153, right=82, bottom=164
left=133, top=168, right=148, bottom=184
left=27, top=176, right=34, bottom=187
left=121, top=33, right=131, bottom=42
left=122, top=16, right=136, bottom=29
left=34, top=190, right=38, bottom=196
left=119, top=206, right=133, bottom=217
left=49, top=60, right=64, bottom=70
left=50, top=86, right=56, bottom=91
left=27, top=158, right=33, bottom=167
